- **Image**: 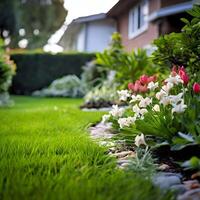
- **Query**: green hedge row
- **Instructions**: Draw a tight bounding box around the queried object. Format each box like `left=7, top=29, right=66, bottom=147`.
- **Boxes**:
left=10, top=52, right=95, bottom=95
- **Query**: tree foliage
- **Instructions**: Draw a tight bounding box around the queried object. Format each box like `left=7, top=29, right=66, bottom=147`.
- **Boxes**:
left=0, top=0, right=67, bottom=49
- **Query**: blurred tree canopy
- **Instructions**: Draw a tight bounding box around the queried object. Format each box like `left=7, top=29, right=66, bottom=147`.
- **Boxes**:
left=0, top=0, right=67, bottom=49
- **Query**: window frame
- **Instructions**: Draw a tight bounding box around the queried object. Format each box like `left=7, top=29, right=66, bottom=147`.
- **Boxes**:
left=128, top=0, right=149, bottom=39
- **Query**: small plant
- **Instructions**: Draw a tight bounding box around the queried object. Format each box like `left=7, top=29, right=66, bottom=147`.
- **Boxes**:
left=129, top=146, right=156, bottom=176
left=182, top=156, right=200, bottom=171
left=0, top=39, right=16, bottom=106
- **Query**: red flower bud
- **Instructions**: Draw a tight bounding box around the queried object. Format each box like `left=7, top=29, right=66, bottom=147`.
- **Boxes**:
left=193, top=83, right=200, bottom=94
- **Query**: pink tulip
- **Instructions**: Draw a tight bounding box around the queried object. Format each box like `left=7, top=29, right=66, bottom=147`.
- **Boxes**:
left=178, top=67, right=189, bottom=85
left=148, top=75, right=157, bottom=83
left=139, top=85, right=148, bottom=93
left=193, top=83, right=200, bottom=94
left=171, top=65, right=177, bottom=76
left=134, top=80, right=141, bottom=92
left=128, top=83, right=134, bottom=91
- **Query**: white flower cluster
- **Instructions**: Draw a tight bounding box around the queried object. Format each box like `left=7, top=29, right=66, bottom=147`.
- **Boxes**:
left=147, top=81, right=159, bottom=91
left=155, top=75, right=187, bottom=114
left=109, top=105, right=125, bottom=117
left=118, top=116, right=136, bottom=128
left=101, top=73, right=187, bottom=129
left=117, top=90, right=131, bottom=101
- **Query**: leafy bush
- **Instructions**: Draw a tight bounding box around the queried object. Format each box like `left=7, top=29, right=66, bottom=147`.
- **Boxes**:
left=81, top=60, right=107, bottom=91
left=10, top=52, right=95, bottom=95
left=0, top=40, right=16, bottom=106
left=96, top=32, right=157, bottom=88
left=33, top=75, right=87, bottom=98
left=152, top=5, right=200, bottom=77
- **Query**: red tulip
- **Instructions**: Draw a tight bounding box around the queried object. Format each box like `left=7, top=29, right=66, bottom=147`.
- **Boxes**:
left=140, top=75, right=149, bottom=85
left=193, top=83, right=200, bottom=94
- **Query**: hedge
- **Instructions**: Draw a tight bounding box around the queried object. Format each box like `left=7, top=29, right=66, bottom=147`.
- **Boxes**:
left=10, top=52, right=95, bottom=95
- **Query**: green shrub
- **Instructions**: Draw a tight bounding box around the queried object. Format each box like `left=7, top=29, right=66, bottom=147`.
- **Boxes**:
left=0, top=40, right=16, bottom=106
left=84, top=80, right=119, bottom=104
left=33, top=75, right=87, bottom=98
left=152, top=5, right=200, bottom=77
left=10, top=52, right=95, bottom=95
left=96, top=32, right=156, bottom=88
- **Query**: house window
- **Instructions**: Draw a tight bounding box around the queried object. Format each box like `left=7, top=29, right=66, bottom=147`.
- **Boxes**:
left=128, top=0, right=149, bottom=39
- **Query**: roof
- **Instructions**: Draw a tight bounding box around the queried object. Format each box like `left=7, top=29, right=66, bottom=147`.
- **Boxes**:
left=148, top=1, right=193, bottom=21
left=107, top=0, right=138, bottom=17
left=73, top=13, right=106, bottom=23
left=107, top=0, right=193, bottom=19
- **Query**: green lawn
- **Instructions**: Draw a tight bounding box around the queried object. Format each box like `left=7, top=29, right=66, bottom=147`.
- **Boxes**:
left=0, top=96, right=172, bottom=200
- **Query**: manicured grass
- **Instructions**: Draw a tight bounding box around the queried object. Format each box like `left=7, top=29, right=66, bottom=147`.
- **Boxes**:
left=0, top=96, right=172, bottom=200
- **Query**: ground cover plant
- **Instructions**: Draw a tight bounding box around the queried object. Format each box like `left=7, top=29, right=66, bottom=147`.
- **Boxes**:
left=0, top=96, right=172, bottom=200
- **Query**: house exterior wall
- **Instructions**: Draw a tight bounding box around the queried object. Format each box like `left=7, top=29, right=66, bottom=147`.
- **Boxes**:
left=117, top=0, right=159, bottom=51
left=115, top=0, right=191, bottom=52
left=76, top=25, right=86, bottom=51
left=84, top=19, right=116, bottom=52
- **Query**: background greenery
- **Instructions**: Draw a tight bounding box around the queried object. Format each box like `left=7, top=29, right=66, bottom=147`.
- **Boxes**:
left=10, top=52, right=95, bottom=95
left=0, top=0, right=67, bottom=49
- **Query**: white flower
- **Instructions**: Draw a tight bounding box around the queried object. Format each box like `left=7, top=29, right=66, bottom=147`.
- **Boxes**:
left=153, top=104, right=160, bottom=112
left=136, top=95, right=143, bottom=101
left=147, top=81, right=159, bottom=91
left=130, top=94, right=143, bottom=103
left=117, top=90, right=130, bottom=101
left=165, top=75, right=183, bottom=85
left=118, top=117, right=136, bottom=128
left=172, top=101, right=187, bottom=114
left=161, top=82, right=174, bottom=93
left=156, top=90, right=167, bottom=100
left=133, top=104, right=148, bottom=118
left=139, top=97, right=152, bottom=108
left=169, top=92, right=184, bottom=105
left=140, top=108, right=148, bottom=115
left=160, top=96, right=171, bottom=106
left=132, top=104, right=140, bottom=114
left=102, top=114, right=111, bottom=124
left=135, top=133, right=147, bottom=147
left=109, top=105, right=124, bottom=117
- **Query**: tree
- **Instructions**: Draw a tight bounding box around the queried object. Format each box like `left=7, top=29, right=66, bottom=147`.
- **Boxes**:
left=0, top=0, right=67, bottom=49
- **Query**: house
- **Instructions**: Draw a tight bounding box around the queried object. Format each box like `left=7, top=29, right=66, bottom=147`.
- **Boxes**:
left=58, top=13, right=116, bottom=52
left=107, top=0, right=194, bottom=52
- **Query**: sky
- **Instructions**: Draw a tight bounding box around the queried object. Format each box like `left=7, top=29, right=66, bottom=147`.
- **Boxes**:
left=44, top=0, right=118, bottom=52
